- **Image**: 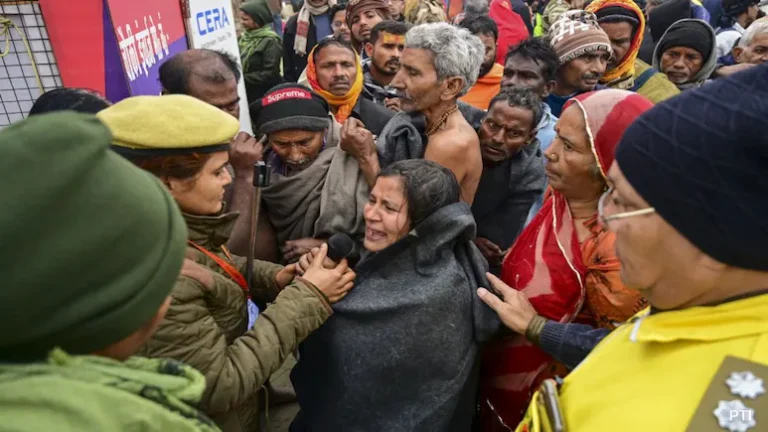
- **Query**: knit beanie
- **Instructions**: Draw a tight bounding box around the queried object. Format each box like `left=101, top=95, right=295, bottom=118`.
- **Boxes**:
left=594, top=5, right=640, bottom=30
left=0, top=113, right=187, bottom=361
left=656, top=20, right=713, bottom=60
left=251, top=83, right=331, bottom=134
left=615, top=63, right=768, bottom=271
left=648, top=0, right=692, bottom=42
left=549, top=10, right=613, bottom=64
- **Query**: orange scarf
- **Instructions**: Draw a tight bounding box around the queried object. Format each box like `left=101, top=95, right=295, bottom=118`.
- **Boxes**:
left=459, top=63, right=503, bottom=110
left=586, top=0, right=646, bottom=84
left=306, top=46, right=364, bottom=124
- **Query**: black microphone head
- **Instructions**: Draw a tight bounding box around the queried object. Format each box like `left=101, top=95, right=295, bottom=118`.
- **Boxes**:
left=327, top=233, right=355, bottom=262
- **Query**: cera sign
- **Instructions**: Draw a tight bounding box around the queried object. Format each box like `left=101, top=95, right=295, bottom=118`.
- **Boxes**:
left=196, top=7, right=232, bottom=35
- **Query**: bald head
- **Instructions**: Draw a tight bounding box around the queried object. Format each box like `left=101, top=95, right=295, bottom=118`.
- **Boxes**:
left=159, top=49, right=242, bottom=118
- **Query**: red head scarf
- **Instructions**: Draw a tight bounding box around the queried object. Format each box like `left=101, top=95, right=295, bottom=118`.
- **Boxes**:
left=478, top=90, right=652, bottom=430
left=564, top=89, right=655, bottom=180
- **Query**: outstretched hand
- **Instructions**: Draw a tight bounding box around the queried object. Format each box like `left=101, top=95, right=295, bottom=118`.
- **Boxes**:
left=477, top=272, right=538, bottom=334
left=301, top=243, right=356, bottom=303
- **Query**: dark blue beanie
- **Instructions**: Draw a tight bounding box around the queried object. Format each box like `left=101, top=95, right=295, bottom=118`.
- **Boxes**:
left=616, top=63, right=768, bottom=271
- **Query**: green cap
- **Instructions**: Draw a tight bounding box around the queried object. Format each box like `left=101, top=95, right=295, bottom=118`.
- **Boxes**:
left=0, top=112, right=187, bottom=361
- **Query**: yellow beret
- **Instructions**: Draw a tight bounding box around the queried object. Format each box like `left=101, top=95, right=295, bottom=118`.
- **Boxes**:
left=97, top=95, right=240, bottom=156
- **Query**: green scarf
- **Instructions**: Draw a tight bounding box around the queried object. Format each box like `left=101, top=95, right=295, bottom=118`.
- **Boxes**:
left=239, top=26, right=281, bottom=73
left=0, top=349, right=220, bottom=431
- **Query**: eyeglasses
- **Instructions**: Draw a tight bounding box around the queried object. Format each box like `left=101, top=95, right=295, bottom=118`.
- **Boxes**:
left=598, top=186, right=656, bottom=224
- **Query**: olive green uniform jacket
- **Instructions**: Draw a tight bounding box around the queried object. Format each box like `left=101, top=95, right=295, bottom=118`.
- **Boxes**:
left=139, top=212, right=332, bottom=432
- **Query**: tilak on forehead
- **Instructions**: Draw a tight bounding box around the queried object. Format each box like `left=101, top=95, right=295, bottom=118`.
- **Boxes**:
left=380, top=32, right=406, bottom=45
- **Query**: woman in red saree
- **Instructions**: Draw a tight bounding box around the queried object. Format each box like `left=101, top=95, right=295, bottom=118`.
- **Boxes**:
left=478, top=89, right=653, bottom=430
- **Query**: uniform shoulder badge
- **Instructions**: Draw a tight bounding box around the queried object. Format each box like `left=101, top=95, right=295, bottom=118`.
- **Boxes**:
left=726, top=371, right=765, bottom=399
left=686, top=356, right=768, bottom=432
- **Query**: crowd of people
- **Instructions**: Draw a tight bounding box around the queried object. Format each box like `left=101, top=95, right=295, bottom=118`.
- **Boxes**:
left=2, top=0, right=768, bottom=430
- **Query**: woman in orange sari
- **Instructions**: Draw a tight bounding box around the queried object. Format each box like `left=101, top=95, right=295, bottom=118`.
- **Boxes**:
left=477, top=89, right=653, bottom=430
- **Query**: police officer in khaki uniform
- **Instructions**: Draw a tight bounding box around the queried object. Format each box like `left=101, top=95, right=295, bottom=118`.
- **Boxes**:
left=97, top=95, right=356, bottom=432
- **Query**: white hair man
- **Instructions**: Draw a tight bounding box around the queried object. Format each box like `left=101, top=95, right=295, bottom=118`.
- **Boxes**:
left=341, top=23, right=485, bottom=205
left=734, top=19, right=768, bottom=63
left=713, top=19, right=768, bottom=77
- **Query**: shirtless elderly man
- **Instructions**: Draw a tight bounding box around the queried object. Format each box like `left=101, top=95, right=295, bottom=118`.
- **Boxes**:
left=341, top=22, right=485, bottom=204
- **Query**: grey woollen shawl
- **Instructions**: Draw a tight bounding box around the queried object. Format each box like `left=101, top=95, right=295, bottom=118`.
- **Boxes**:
left=376, top=101, right=486, bottom=167
left=260, top=121, right=369, bottom=252
left=290, top=202, right=501, bottom=432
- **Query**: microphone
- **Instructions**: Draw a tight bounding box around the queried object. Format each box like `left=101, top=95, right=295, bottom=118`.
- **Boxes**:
left=327, top=233, right=355, bottom=263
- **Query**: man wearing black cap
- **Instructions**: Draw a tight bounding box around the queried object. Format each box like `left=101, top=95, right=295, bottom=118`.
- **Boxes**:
left=716, top=0, right=761, bottom=57
left=639, top=0, right=694, bottom=63
left=254, top=83, right=370, bottom=263
left=480, top=63, right=768, bottom=432
left=654, top=19, right=718, bottom=89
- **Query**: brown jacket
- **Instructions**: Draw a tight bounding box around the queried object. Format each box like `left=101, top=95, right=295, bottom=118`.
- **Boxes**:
left=139, top=212, right=332, bottom=432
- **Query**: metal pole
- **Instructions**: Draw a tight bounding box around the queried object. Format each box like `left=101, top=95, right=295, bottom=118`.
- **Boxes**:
left=245, top=161, right=270, bottom=292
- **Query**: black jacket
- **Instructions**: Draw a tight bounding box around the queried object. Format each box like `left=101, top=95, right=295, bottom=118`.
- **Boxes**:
left=351, top=97, right=395, bottom=137
left=283, top=14, right=320, bottom=82
left=471, top=142, right=546, bottom=274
